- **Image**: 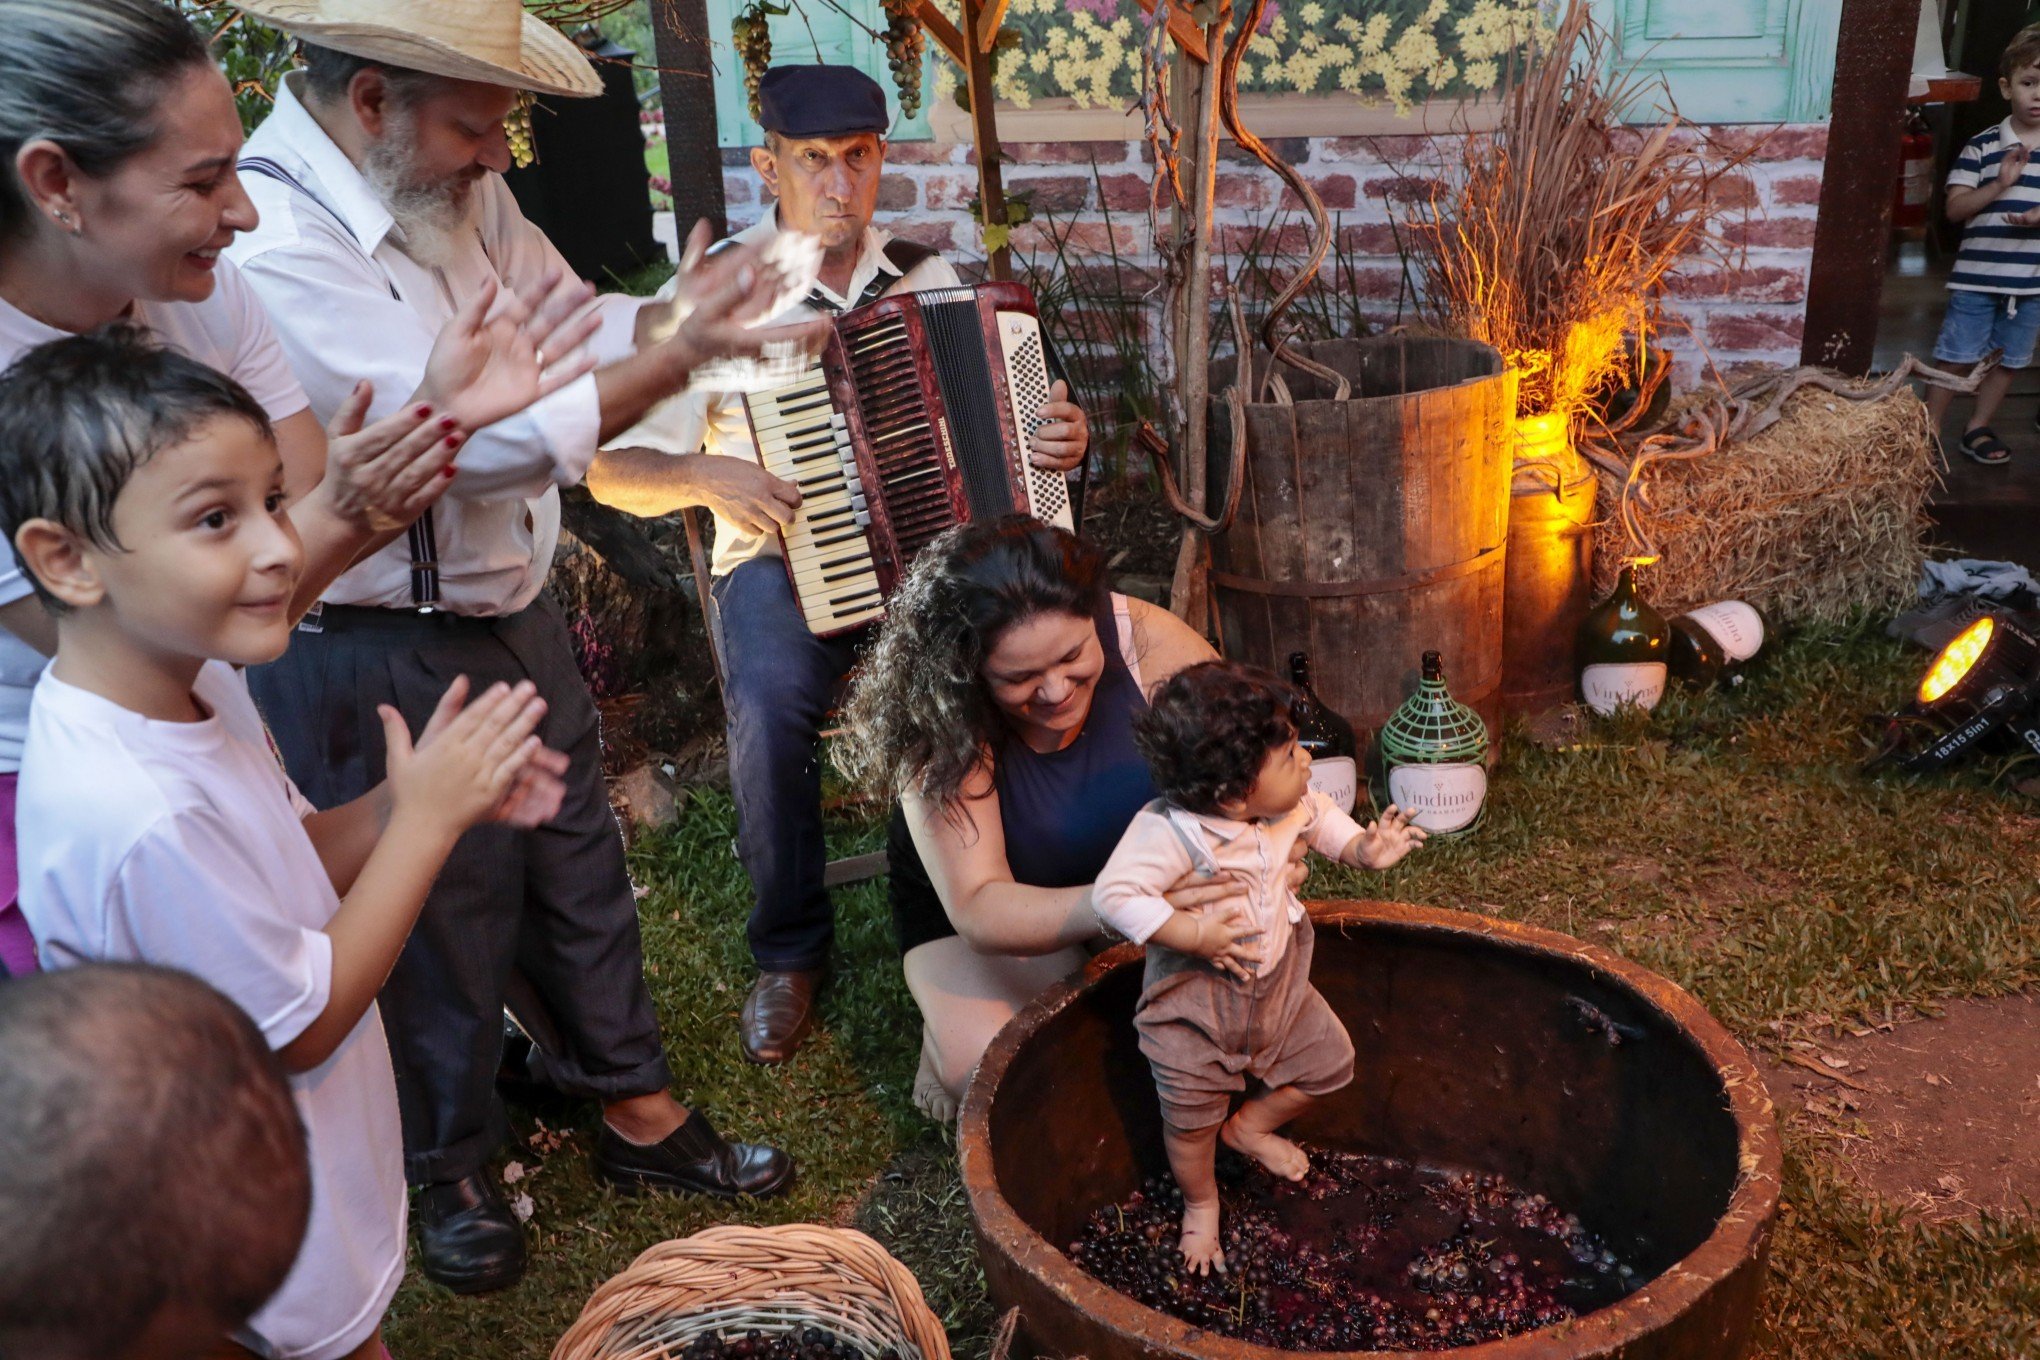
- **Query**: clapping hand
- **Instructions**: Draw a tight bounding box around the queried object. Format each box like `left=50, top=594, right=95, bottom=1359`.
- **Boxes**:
left=320, top=382, right=462, bottom=534
left=409, top=676, right=569, bottom=830
left=641, top=220, right=831, bottom=377
left=1348, top=804, right=1429, bottom=870
left=1028, top=379, right=1089, bottom=473
left=2000, top=141, right=2032, bottom=188
left=2009, top=203, right=2040, bottom=228
left=415, top=273, right=602, bottom=437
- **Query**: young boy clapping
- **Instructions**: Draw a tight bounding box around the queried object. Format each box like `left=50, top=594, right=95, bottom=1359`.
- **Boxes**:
left=0, top=330, right=567, bottom=1360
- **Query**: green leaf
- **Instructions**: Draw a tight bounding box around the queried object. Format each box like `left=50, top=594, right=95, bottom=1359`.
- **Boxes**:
left=983, top=221, right=1013, bottom=253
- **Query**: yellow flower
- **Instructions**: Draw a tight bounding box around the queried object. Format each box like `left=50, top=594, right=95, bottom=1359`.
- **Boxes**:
left=1334, top=14, right=1361, bottom=38
left=1249, top=32, right=1279, bottom=57
left=1361, top=12, right=1392, bottom=53
left=1299, top=1, right=1324, bottom=25
left=1337, top=62, right=1368, bottom=94
left=1029, top=48, right=1050, bottom=72
left=1464, top=58, right=1498, bottom=90
left=1320, top=42, right=1352, bottom=65
left=1391, top=23, right=1440, bottom=72
left=1270, top=15, right=1288, bottom=41
left=1300, top=29, right=1320, bottom=51
left=1110, top=15, right=1132, bottom=39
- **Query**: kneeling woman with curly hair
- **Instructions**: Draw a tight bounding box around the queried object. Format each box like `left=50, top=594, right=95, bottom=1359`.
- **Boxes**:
left=838, top=517, right=1300, bottom=1118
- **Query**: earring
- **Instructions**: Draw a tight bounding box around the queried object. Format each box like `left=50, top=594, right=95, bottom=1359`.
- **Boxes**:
left=54, top=210, right=80, bottom=237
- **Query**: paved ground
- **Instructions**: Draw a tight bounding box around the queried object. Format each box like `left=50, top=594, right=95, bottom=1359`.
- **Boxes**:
left=1877, top=241, right=2040, bottom=576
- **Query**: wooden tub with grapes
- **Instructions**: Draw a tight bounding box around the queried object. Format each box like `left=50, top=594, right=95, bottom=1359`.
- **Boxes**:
left=958, top=900, right=1780, bottom=1360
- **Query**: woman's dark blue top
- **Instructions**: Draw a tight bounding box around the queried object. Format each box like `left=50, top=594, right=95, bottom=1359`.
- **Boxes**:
left=889, top=593, right=1157, bottom=953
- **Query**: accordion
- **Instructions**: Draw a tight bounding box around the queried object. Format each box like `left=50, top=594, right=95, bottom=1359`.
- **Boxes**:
left=745, top=282, right=1076, bottom=636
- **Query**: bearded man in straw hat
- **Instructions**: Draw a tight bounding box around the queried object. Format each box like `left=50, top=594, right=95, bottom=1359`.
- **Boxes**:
left=224, top=0, right=817, bottom=1296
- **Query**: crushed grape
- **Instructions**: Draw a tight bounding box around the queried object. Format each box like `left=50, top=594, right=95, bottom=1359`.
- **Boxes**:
left=1067, top=1147, right=1639, bottom=1352
left=669, top=1328, right=896, bottom=1360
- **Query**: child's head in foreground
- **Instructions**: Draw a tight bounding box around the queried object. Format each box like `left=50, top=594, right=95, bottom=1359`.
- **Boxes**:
left=0, top=326, right=301, bottom=672
left=2004, top=24, right=2040, bottom=123
left=1135, top=660, right=1312, bottom=820
left=0, top=962, right=310, bottom=1360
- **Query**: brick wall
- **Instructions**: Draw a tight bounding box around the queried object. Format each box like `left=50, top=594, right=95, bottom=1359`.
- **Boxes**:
left=722, top=123, right=1829, bottom=390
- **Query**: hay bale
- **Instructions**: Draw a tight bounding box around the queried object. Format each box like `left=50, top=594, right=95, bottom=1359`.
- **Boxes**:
left=1590, top=379, right=1938, bottom=624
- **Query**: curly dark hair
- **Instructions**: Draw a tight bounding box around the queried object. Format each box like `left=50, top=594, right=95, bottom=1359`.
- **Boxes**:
left=838, top=516, right=1110, bottom=811
left=1134, top=661, right=1305, bottom=816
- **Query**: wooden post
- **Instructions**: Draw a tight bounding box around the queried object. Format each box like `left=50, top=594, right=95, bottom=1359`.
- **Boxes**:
left=959, top=0, right=1013, bottom=281
left=651, top=0, right=727, bottom=238
left=1167, top=5, right=1226, bottom=629
left=1798, top=0, right=1917, bottom=374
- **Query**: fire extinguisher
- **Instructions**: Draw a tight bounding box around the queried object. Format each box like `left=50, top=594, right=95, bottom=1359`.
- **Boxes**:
left=1894, top=109, right=1935, bottom=232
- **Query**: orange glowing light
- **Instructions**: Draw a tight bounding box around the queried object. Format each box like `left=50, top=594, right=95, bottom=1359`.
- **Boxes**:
left=1919, top=617, right=1995, bottom=705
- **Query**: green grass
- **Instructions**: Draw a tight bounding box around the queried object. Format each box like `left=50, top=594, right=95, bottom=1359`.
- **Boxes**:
left=384, top=621, right=2039, bottom=1359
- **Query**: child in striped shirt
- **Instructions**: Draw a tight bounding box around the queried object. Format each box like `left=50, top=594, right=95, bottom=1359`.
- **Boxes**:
left=1929, top=23, right=2040, bottom=466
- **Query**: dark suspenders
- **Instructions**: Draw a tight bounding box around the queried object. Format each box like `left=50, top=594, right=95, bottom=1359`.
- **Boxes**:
left=240, top=156, right=441, bottom=611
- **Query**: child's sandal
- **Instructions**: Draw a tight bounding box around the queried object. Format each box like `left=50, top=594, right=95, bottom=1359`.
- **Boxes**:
left=1959, top=428, right=2012, bottom=465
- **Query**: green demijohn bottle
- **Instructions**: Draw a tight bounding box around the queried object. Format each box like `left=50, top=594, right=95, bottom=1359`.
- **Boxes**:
left=1376, top=651, right=1490, bottom=836
left=1289, top=651, right=1359, bottom=814
left=1577, top=561, right=1670, bottom=715
left=1668, top=600, right=1766, bottom=689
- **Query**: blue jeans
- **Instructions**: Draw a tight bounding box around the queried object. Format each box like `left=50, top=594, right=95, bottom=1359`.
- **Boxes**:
left=1934, top=288, right=2040, bottom=369
left=713, top=557, right=866, bottom=971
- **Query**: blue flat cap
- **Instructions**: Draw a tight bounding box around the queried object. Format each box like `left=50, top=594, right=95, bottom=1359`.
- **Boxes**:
left=758, top=64, right=889, bottom=138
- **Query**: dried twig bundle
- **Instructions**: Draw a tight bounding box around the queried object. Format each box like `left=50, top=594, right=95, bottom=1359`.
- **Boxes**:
left=1402, top=0, right=1751, bottom=424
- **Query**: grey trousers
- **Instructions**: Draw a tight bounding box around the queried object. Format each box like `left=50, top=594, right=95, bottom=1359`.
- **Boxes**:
left=249, top=593, right=673, bottom=1185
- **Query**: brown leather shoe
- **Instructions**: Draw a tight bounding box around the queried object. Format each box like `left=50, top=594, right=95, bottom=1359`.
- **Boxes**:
left=740, top=969, right=823, bottom=1064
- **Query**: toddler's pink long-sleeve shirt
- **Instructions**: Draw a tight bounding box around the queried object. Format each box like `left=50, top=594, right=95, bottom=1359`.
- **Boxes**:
left=1093, top=790, right=1364, bottom=975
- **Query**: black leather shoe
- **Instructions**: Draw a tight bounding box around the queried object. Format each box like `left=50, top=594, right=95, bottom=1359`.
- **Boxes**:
left=414, top=1172, right=526, bottom=1295
left=593, top=1111, right=795, bottom=1199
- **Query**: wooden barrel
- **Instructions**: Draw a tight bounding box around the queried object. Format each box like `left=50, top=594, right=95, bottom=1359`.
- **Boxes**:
left=1207, top=336, right=1512, bottom=731
left=1501, top=414, right=1598, bottom=717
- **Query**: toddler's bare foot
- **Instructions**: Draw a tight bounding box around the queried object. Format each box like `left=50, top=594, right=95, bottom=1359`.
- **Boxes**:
left=1221, top=1117, right=1309, bottom=1181
left=912, top=1028, right=958, bottom=1124
left=1179, top=1199, right=1226, bottom=1275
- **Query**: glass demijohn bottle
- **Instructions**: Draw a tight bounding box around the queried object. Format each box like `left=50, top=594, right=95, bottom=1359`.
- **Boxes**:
left=1376, top=651, right=1490, bottom=836
left=1577, top=562, right=1670, bottom=715
left=1289, top=651, right=1359, bottom=814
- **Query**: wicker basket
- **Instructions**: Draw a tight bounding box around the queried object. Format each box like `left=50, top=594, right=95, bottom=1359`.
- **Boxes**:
left=553, top=1224, right=953, bottom=1360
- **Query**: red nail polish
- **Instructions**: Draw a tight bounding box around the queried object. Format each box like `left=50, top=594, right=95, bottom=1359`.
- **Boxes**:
left=415, top=404, right=433, bottom=418
left=444, top=434, right=462, bottom=448
left=439, top=416, right=458, bottom=431
left=441, top=465, right=457, bottom=478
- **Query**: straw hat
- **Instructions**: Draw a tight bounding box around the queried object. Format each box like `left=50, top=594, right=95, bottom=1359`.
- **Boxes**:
left=234, top=0, right=603, bottom=98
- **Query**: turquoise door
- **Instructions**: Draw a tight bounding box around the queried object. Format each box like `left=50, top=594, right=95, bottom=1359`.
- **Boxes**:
left=703, top=0, right=936, bottom=146
left=1593, top=0, right=1845, bottom=123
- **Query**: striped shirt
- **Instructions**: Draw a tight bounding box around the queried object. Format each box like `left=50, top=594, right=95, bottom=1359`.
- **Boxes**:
left=1948, top=119, right=2040, bottom=295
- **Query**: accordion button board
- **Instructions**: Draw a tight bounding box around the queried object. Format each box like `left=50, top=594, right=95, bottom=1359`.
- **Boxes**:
left=746, top=281, right=1076, bottom=637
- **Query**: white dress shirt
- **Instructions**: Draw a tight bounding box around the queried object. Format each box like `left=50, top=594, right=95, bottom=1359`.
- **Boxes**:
left=227, top=74, right=647, bottom=615
left=610, top=206, right=960, bottom=579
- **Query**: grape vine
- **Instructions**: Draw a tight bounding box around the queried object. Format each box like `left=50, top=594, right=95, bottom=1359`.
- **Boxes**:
left=879, top=0, right=925, bottom=119
left=733, top=1, right=783, bottom=121
left=505, top=91, right=537, bottom=168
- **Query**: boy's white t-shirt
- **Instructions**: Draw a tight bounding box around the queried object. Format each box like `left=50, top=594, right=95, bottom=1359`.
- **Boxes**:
left=0, top=260, right=309, bottom=773
left=17, top=660, right=402, bottom=1360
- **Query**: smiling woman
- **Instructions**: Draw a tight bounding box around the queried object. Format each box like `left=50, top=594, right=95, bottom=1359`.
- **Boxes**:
left=836, top=518, right=1309, bottom=1120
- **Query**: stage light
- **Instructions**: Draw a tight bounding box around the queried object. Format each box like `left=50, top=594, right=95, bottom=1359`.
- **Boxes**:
left=1897, top=613, right=2040, bottom=772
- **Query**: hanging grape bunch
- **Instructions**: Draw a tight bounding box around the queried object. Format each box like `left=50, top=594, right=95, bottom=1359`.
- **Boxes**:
left=733, top=2, right=780, bottom=122
left=880, top=0, right=925, bottom=119
left=505, top=90, right=537, bottom=168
